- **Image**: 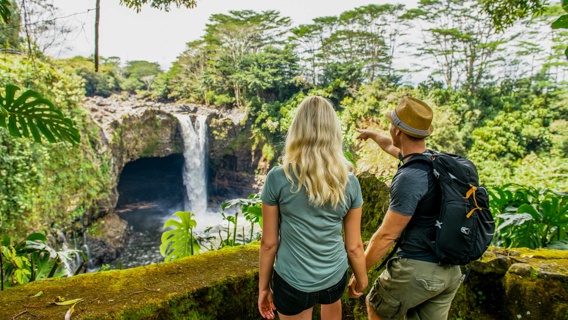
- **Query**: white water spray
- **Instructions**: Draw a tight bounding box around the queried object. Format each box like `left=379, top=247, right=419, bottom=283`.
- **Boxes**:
left=175, top=114, right=208, bottom=215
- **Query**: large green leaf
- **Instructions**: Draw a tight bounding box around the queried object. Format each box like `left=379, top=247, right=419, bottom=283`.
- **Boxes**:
left=496, top=213, right=533, bottom=232
left=0, top=84, right=80, bottom=145
left=0, top=0, right=10, bottom=24
left=547, top=239, right=568, bottom=250
left=160, top=211, right=200, bottom=262
left=551, top=14, right=568, bottom=29
left=221, top=193, right=262, bottom=224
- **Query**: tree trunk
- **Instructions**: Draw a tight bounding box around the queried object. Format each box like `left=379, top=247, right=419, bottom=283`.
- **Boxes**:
left=95, top=0, right=100, bottom=72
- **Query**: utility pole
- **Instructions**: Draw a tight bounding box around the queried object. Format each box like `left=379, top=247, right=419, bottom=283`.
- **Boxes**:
left=95, top=0, right=100, bottom=72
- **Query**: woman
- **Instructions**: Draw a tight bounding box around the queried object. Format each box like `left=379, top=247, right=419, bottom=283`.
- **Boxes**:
left=258, top=96, right=368, bottom=320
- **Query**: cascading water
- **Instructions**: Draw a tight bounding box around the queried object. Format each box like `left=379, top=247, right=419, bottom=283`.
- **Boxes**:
left=107, top=114, right=226, bottom=270
left=175, top=114, right=208, bottom=215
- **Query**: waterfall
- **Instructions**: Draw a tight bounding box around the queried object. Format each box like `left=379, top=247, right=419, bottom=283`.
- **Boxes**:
left=175, top=114, right=208, bottom=215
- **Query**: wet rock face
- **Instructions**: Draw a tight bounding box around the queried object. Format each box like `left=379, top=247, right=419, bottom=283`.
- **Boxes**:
left=79, top=95, right=264, bottom=265
left=206, top=114, right=264, bottom=198
left=85, top=213, right=129, bottom=266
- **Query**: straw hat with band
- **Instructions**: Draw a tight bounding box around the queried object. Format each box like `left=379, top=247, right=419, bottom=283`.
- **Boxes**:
left=385, top=97, right=434, bottom=138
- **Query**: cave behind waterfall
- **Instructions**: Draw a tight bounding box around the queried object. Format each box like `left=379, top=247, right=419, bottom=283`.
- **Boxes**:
left=116, top=154, right=185, bottom=208
left=114, top=154, right=185, bottom=268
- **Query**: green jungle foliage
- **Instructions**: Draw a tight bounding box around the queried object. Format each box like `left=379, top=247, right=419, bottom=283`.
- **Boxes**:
left=0, top=0, right=19, bottom=51
left=0, top=54, right=112, bottom=239
left=1, top=233, right=86, bottom=290
left=160, top=194, right=262, bottom=262
left=0, top=0, right=10, bottom=24
left=56, top=56, right=123, bottom=97
left=489, top=185, right=568, bottom=249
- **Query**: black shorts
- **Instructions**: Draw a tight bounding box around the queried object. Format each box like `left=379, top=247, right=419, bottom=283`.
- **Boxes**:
left=272, top=270, right=348, bottom=316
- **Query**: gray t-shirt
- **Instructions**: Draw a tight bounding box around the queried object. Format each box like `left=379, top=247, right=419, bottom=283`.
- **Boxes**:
left=388, top=166, right=428, bottom=216
left=389, top=160, right=440, bottom=262
left=260, top=166, right=363, bottom=292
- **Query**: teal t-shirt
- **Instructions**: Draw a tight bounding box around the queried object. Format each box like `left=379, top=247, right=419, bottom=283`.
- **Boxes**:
left=260, top=166, right=363, bottom=292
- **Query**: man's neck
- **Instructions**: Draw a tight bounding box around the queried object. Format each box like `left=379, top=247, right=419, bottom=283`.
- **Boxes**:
left=399, top=141, right=427, bottom=161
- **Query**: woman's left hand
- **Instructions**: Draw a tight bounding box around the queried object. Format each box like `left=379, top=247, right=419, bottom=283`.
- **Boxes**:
left=348, top=274, right=364, bottom=299
left=258, top=288, right=276, bottom=319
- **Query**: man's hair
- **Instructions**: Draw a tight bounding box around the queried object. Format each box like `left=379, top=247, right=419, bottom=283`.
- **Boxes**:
left=283, top=96, right=352, bottom=208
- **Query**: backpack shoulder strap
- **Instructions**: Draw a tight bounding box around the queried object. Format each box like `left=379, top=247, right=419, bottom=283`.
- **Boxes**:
left=399, top=151, right=434, bottom=168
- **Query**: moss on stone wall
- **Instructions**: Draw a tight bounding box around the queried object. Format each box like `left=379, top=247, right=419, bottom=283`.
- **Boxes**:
left=0, top=243, right=566, bottom=320
left=449, top=248, right=568, bottom=320
left=0, top=245, right=261, bottom=320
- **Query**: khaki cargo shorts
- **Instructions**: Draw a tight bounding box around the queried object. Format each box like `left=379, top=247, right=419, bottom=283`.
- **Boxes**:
left=367, top=257, right=463, bottom=320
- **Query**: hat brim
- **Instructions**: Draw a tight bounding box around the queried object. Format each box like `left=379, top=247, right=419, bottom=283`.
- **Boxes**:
left=385, top=110, right=434, bottom=138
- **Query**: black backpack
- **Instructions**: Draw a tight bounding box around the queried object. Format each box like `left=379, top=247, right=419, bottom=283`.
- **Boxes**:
left=407, top=150, right=495, bottom=265
left=377, top=150, right=494, bottom=269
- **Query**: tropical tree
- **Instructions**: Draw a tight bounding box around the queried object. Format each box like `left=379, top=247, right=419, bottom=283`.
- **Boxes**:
left=203, top=10, right=293, bottom=107
left=405, top=0, right=508, bottom=93
left=122, top=60, right=162, bottom=91
left=290, top=23, right=324, bottom=85
left=59, top=56, right=122, bottom=97
left=166, top=40, right=209, bottom=102
left=0, top=0, right=20, bottom=51
left=119, top=0, right=197, bottom=12
left=480, top=0, right=548, bottom=31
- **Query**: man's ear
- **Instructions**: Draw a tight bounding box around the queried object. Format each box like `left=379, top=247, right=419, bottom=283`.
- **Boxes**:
left=393, top=127, right=402, bottom=137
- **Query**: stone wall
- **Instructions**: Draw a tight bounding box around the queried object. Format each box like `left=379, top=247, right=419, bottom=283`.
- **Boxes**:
left=0, top=243, right=566, bottom=320
left=2, top=171, right=565, bottom=319
left=0, top=246, right=261, bottom=320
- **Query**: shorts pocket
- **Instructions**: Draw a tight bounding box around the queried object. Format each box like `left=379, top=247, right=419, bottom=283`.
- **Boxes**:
left=415, top=277, right=445, bottom=292
left=368, top=283, right=401, bottom=319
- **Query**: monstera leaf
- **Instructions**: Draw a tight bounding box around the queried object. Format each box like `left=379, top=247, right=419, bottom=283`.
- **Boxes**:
left=0, top=84, right=80, bottom=145
left=160, top=211, right=201, bottom=262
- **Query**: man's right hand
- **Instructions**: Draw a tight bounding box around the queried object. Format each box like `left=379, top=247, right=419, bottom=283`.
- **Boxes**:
left=355, top=128, right=377, bottom=141
left=348, top=274, right=365, bottom=299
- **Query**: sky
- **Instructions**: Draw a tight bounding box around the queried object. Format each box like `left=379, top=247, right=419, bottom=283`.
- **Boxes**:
left=53, top=0, right=415, bottom=71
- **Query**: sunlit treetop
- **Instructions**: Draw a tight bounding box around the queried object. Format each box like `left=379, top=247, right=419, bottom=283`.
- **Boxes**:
left=480, top=0, right=549, bottom=31
left=119, top=0, right=197, bottom=12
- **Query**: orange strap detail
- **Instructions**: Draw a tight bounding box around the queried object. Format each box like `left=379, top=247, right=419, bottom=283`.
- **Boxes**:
left=465, top=184, right=481, bottom=218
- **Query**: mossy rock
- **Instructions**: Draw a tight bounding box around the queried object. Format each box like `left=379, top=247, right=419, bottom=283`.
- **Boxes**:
left=0, top=245, right=262, bottom=320
left=449, top=247, right=568, bottom=320
left=357, top=171, right=389, bottom=241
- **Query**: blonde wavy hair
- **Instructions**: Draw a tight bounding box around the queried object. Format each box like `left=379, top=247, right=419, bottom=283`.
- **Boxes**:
left=283, top=96, right=352, bottom=208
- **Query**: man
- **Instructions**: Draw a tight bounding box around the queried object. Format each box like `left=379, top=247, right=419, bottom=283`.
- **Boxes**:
left=349, top=97, right=463, bottom=320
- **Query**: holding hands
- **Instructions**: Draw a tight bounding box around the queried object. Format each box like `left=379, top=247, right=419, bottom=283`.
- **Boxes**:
left=348, top=274, right=367, bottom=299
